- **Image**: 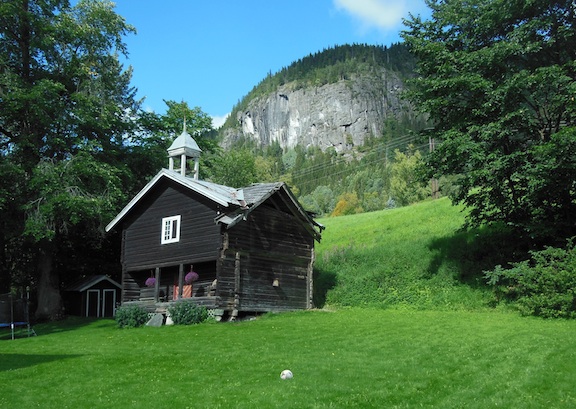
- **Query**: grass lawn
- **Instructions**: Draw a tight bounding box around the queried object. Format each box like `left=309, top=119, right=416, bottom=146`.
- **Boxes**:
left=2, top=308, right=575, bottom=408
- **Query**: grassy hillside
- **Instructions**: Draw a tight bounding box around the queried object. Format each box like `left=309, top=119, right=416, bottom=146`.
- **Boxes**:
left=314, top=197, right=516, bottom=310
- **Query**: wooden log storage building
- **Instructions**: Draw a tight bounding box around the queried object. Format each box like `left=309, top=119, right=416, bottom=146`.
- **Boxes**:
left=105, top=126, right=323, bottom=319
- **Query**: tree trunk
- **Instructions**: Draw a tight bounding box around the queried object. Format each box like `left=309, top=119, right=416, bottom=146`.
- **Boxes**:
left=35, top=241, right=63, bottom=320
left=0, top=229, right=10, bottom=293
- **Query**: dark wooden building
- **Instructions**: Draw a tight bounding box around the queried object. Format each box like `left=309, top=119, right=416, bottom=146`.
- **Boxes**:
left=105, top=127, right=323, bottom=318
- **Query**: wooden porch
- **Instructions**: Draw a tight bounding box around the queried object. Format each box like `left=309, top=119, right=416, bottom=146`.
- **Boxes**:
left=123, top=274, right=221, bottom=311
left=122, top=260, right=220, bottom=304
left=122, top=295, right=220, bottom=313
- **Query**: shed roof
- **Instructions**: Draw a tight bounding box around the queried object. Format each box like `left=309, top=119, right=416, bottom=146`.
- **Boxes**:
left=65, top=275, right=121, bottom=292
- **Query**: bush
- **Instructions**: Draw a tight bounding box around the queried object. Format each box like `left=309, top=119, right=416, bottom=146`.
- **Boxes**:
left=485, top=241, right=576, bottom=318
left=331, top=192, right=362, bottom=216
left=115, top=305, right=149, bottom=328
left=168, top=302, right=209, bottom=325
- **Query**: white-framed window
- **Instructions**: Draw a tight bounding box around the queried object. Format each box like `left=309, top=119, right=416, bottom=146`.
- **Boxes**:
left=161, top=215, right=181, bottom=244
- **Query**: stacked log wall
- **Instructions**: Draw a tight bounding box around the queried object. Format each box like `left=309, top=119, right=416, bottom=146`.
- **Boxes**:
left=220, top=205, right=314, bottom=312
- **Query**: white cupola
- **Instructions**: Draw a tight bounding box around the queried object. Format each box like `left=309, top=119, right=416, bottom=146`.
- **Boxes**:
left=167, top=119, right=202, bottom=180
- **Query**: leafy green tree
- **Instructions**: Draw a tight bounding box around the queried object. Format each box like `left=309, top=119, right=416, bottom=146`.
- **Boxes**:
left=254, top=156, right=274, bottom=182
left=264, top=140, right=285, bottom=177
left=282, top=148, right=298, bottom=171
left=389, top=147, right=429, bottom=206
left=0, top=158, right=25, bottom=292
left=403, top=0, right=576, bottom=240
left=210, top=149, right=258, bottom=188
left=162, top=100, right=213, bottom=138
left=300, top=185, right=336, bottom=215
left=0, top=0, right=137, bottom=318
left=312, top=186, right=337, bottom=215
left=485, top=239, right=576, bottom=318
left=25, top=149, right=125, bottom=319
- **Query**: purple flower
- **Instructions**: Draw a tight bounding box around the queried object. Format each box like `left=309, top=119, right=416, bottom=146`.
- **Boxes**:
left=185, top=271, right=199, bottom=284
left=145, top=277, right=156, bottom=287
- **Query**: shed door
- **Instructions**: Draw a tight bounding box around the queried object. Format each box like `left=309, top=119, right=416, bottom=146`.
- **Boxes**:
left=86, top=290, right=100, bottom=317
left=102, top=289, right=116, bottom=317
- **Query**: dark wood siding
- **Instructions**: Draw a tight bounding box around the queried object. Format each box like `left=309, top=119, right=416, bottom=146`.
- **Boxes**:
left=121, top=180, right=222, bottom=271
left=215, top=242, right=238, bottom=310
left=222, top=204, right=314, bottom=312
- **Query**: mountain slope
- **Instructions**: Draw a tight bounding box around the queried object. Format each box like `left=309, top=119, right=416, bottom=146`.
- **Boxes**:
left=220, top=43, right=427, bottom=152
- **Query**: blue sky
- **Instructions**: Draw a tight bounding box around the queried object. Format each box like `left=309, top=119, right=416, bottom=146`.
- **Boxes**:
left=113, top=0, right=430, bottom=127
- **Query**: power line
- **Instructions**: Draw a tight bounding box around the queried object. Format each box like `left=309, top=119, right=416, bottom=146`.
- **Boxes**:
left=291, top=133, right=425, bottom=180
left=295, top=142, right=430, bottom=189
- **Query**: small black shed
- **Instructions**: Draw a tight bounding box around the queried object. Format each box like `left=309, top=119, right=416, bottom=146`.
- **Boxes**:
left=64, top=275, right=121, bottom=317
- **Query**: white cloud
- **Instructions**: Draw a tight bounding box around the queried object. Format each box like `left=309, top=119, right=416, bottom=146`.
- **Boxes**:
left=211, top=113, right=230, bottom=129
left=334, top=0, right=409, bottom=32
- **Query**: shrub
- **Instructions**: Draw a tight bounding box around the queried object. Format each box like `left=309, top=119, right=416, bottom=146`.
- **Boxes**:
left=485, top=241, right=576, bottom=318
left=115, top=305, right=149, bottom=328
left=331, top=192, right=362, bottom=216
left=168, top=302, right=209, bottom=325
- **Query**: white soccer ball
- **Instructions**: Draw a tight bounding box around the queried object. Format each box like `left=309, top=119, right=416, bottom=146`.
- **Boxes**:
left=280, top=369, right=293, bottom=380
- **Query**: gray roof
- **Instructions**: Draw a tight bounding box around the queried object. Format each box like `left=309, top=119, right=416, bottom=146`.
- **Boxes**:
left=105, top=169, right=244, bottom=232
left=216, top=182, right=323, bottom=240
left=105, top=170, right=323, bottom=241
left=242, top=182, right=284, bottom=204
left=65, top=275, right=121, bottom=292
left=167, top=127, right=202, bottom=157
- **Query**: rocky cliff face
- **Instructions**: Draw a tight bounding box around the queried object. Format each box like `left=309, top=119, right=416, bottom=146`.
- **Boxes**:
left=221, top=69, right=417, bottom=152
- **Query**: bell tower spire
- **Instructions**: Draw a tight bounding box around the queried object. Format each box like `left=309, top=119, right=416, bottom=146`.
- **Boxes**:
left=167, top=119, right=202, bottom=179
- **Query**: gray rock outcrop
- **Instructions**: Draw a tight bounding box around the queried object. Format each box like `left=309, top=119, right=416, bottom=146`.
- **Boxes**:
left=221, top=69, right=418, bottom=152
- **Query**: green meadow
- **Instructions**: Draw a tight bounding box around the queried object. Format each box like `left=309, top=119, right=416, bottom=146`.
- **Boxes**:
left=2, top=310, right=575, bottom=408
left=2, top=198, right=575, bottom=408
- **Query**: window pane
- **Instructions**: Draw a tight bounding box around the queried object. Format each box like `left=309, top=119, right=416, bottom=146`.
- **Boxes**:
left=172, top=219, right=178, bottom=238
left=164, top=220, right=171, bottom=240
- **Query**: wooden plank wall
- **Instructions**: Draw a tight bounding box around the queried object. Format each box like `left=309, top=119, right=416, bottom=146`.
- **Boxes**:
left=121, top=181, right=221, bottom=271
left=215, top=245, right=239, bottom=310
left=122, top=272, right=140, bottom=302
left=221, top=204, right=314, bottom=312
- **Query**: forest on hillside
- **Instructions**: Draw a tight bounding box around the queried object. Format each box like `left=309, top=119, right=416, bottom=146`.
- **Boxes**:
left=214, top=119, right=435, bottom=218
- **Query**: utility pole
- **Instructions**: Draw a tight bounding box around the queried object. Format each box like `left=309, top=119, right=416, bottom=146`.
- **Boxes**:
left=429, top=136, right=439, bottom=199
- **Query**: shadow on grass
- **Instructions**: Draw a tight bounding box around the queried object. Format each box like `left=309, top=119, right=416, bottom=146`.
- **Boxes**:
left=0, top=327, right=36, bottom=341
left=426, top=225, right=530, bottom=287
left=0, top=353, right=83, bottom=371
left=313, top=267, right=337, bottom=308
left=30, top=316, right=113, bottom=337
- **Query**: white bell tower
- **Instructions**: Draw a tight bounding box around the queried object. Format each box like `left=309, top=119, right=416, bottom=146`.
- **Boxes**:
left=167, top=120, right=202, bottom=180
